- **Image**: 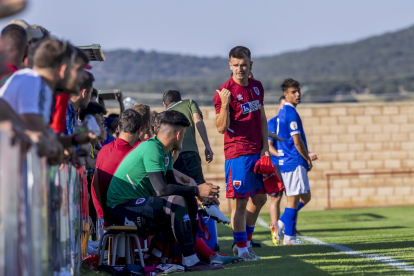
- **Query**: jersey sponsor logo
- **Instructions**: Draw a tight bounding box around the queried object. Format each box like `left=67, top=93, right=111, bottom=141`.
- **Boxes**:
left=279, top=160, right=284, bottom=166
left=277, top=150, right=284, bottom=157
left=165, top=156, right=169, bottom=167
left=135, top=198, right=146, bottom=205
left=233, top=180, right=242, bottom=189
left=241, top=100, right=261, bottom=114
left=253, top=87, right=260, bottom=96
left=183, top=214, right=191, bottom=222
left=290, top=121, right=298, bottom=130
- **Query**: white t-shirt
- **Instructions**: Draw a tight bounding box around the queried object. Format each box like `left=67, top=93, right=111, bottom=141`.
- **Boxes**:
left=0, top=68, right=53, bottom=124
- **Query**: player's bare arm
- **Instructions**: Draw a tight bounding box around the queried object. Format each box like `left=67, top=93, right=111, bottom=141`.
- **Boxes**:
left=260, top=108, right=270, bottom=156
left=268, top=139, right=278, bottom=157
left=292, top=134, right=312, bottom=171
left=194, top=112, right=214, bottom=163
left=215, top=88, right=231, bottom=134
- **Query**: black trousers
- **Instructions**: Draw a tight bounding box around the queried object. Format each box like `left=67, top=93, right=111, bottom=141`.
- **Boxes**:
left=107, top=195, right=198, bottom=257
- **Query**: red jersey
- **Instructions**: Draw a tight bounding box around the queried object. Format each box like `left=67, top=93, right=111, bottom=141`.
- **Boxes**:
left=50, top=94, right=70, bottom=133
left=91, top=138, right=141, bottom=219
left=214, top=77, right=264, bottom=160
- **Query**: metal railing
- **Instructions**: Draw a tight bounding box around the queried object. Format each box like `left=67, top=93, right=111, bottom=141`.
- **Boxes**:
left=0, top=130, right=89, bottom=276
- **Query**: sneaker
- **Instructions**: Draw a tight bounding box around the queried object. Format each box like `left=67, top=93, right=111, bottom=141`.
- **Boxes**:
left=210, top=254, right=243, bottom=265
left=203, top=205, right=231, bottom=224
left=248, top=247, right=261, bottom=260
left=239, top=251, right=256, bottom=261
left=277, top=220, right=284, bottom=245
left=185, top=261, right=224, bottom=272
left=283, top=238, right=307, bottom=245
left=270, top=223, right=279, bottom=246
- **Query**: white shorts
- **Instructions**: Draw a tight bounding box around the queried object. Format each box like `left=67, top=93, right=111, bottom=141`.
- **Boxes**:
left=281, top=165, right=310, bottom=196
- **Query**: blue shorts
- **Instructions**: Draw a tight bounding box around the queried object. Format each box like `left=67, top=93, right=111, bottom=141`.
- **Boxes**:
left=225, top=154, right=265, bottom=198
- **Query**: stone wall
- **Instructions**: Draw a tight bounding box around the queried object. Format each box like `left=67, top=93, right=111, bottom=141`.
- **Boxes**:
left=195, top=102, right=414, bottom=213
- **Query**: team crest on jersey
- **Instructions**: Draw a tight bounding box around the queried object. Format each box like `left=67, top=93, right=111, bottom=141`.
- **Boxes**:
left=233, top=180, right=242, bottom=189
left=237, top=94, right=243, bottom=101
left=253, top=87, right=260, bottom=95
left=165, top=156, right=170, bottom=167
left=241, top=100, right=261, bottom=114
left=135, top=198, right=146, bottom=205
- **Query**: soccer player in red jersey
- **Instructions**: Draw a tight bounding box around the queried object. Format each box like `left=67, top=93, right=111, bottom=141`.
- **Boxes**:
left=91, top=109, right=144, bottom=222
left=214, top=46, right=269, bottom=261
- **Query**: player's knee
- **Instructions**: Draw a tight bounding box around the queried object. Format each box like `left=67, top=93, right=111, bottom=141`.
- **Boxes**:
left=234, top=197, right=249, bottom=211
left=253, top=194, right=267, bottom=207
left=301, top=192, right=311, bottom=204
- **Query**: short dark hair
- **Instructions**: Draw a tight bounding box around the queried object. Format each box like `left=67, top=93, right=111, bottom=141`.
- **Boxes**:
left=229, top=46, right=251, bottom=60
left=163, top=90, right=182, bottom=106
left=79, top=102, right=107, bottom=120
left=31, top=38, right=74, bottom=69
left=108, top=113, right=119, bottom=119
left=279, top=96, right=286, bottom=104
left=159, top=110, right=190, bottom=128
left=118, top=109, right=142, bottom=134
left=130, top=104, right=151, bottom=126
left=80, top=71, right=95, bottom=90
left=91, top=88, right=98, bottom=99
left=1, top=24, right=27, bottom=52
left=281, top=78, right=300, bottom=92
left=149, top=111, right=160, bottom=136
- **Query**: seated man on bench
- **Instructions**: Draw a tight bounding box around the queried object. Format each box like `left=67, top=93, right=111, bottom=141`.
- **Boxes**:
left=106, top=110, right=221, bottom=272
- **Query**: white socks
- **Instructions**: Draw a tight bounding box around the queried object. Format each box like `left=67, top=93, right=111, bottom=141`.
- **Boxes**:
left=183, top=254, right=200, bottom=267
left=247, top=241, right=251, bottom=248
left=237, top=246, right=249, bottom=257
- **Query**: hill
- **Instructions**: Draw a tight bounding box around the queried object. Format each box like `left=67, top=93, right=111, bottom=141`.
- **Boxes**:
left=92, top=25, right=414, bottom=103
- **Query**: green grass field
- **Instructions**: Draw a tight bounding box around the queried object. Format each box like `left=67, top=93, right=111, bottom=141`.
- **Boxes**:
left=194, top=206, right=414, bottom=276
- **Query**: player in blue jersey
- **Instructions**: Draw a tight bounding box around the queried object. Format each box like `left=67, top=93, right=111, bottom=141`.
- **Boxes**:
left=267, top=95, right=286, bottom=245
left=276, top=78, right=314, bottom=245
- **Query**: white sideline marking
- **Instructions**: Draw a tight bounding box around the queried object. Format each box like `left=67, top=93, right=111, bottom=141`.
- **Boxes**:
left=257, top=217, right=269, bottom=228
left=255, top=217, right=414, bottom=273
left=301, top=236, right=414, bottom=273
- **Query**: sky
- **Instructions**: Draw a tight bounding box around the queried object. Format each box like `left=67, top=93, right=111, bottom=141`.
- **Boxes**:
left=1, top=0, right=414, bottom=58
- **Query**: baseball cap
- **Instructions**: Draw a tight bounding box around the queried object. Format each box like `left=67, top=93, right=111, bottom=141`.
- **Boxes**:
left=6, top=19, right=43, bottom=42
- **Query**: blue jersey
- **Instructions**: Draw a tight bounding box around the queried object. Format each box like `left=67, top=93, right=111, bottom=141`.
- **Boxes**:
left=276, top=103, right=308, bottom=173
left=267, top=115, right=279, bottom=167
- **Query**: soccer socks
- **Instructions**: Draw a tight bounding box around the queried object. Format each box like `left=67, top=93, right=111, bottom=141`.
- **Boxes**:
left=298, top=201, right=305, bottom=211
left=233, top=231, right=248, bottom=256
left=246, top=225, right=255, bottom=248
left=282, top=208, right=298, bottom=239
left=194, top=238, right=216, bottom=259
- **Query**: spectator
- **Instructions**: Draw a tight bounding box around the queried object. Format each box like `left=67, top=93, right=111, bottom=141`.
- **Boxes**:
left=92, top=109, right=143, bottom=222
left=79, top=101, right=107, bottom=143
left=0, top=38, right=86, bottom=162
left=130, top=103, right=151, bottom=140
left=55, top=71, right=98, bottom=148
left=0, top=24, right=27, bottom=80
